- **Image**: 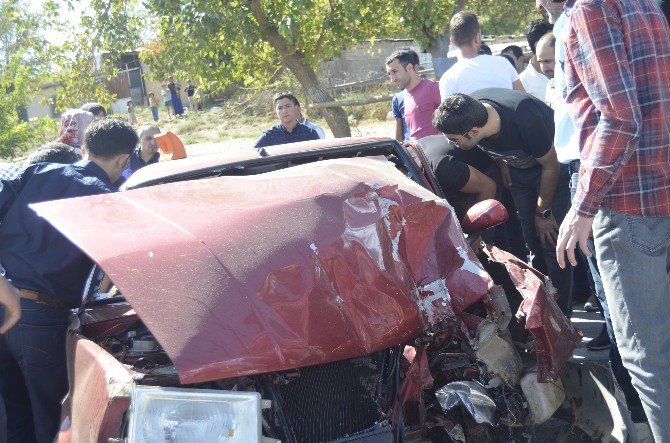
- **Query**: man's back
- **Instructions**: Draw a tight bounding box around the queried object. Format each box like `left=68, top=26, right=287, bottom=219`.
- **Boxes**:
left=421, top=136, right=493, bottom=220
left=0, top=161, right=114, bottom=306
left=565, top=0, right=670, bottom=216
left=472, top=88, right=554, bottom=168
left=302, top=118, right=326, bottom=139
left=439, top=54, right=519, bottom=100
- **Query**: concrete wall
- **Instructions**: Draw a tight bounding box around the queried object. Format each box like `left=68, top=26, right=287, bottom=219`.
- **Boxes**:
left=26, top=84, right=58, bottom=120
left=320, top=39, right=432, bottom=86
left=319, top=37, right=528, bottom=87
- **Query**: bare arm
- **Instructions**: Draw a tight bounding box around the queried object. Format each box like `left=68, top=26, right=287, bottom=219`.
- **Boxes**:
left=535, top=146, right=561, bottom=247
left=395, top=118, right=404, bottom=142
left=0, top=275, right=20, bottom=334
left=460, top=165, right=497, bottom=202
left=535, top=147, right=560, bottom=211
left=513, top=79, right=526, bottom=92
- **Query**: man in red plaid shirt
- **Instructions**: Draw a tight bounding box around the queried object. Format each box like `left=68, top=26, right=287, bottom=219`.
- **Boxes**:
left=555, top=0, right=670, bottom=438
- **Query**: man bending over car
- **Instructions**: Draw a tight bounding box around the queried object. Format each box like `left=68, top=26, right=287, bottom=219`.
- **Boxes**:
left=433, top=88, right=572, bottom=315
left=0, top=119, right=138, bottom=442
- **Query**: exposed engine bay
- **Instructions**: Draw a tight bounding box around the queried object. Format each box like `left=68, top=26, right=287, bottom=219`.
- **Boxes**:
left=78, top=244, right=582, bottom=443
left=49, top=157, right=583, bottom=441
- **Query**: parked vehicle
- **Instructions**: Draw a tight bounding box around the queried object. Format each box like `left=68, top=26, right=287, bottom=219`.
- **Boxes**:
left=37, top=138, right=582, bottom=442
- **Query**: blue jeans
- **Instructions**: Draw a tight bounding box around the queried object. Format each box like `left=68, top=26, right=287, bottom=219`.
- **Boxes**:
left=151, top=106, right=159, bottom=122
left=0, top=299, right=70, bottom=443
left=0, top=395, right=6, bottom=443
left=481, top=165, right=528, bottom=261
left=593, top=208, right=670, bottom=439
left=509, top=163, right=573, bottom=315
left=568, top=163, right=646, bottom=422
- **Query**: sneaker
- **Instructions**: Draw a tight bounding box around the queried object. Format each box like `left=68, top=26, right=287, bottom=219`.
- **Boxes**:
left=587, top=325, right=611, bottom=351
left=583, top=293, right=601, bottom=312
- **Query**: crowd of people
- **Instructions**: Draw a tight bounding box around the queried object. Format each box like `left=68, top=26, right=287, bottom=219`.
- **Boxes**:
left=383, top=0, right=670, bottom=440
left=1, top=0, right=670, bottom=441
left=0, top=102, right=169, bottom=440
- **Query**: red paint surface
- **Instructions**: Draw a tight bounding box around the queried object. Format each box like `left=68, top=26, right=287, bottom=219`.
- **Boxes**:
left=65, top=335, right=132, bottom=441
left=34, top=157, right=492, bottom=384
left=123, top=137, right=393, bottom=189
left=80, top=302, right=138, bottom=338
left=483, top=246, right=582, bottom=382
left=460, top=199, right=509, bottom=235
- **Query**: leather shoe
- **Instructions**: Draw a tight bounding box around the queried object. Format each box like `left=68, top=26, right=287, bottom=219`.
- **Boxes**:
left=587, top=325, right=611, bottom=351
left=583, top=293, right=601, bottom=312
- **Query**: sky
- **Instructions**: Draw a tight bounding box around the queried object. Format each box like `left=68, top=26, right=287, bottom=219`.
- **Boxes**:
left=27, top=0, right=90, bottom=45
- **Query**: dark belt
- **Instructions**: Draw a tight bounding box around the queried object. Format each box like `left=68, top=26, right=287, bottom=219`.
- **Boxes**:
left=18, top=289, right=69, bottom=309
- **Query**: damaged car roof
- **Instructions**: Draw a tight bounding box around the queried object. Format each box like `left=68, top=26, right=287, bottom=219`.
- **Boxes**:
left=32, top=157, right=492, bottom=384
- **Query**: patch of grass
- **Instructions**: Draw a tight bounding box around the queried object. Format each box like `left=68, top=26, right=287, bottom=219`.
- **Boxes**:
left=117, top=84, right=396, bottom=145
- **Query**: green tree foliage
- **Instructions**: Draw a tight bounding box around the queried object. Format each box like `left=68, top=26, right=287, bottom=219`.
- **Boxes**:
left=43, top=0, right=541, bottom=141
left=135, top=0, right=399, bottom=136
left=42, top=0, right=142, bottom=113
left=0, top=0, right=58, bottom=159
left=392, top=0, right=538, bottom=77
left=48, top=34, right=117, bottom=113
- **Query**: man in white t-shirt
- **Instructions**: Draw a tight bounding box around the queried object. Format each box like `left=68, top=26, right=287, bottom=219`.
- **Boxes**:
left=298, top=112, right=326, bottom=139
left=439, top=12, right=525, bottom=101
left=519, top=19, right=553, bottom=101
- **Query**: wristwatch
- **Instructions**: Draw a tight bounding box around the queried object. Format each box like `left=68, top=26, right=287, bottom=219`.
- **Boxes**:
left=537, top=209, right=553, bottom=219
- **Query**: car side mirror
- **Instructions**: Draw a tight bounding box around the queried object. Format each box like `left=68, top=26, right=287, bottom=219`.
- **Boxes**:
left=461, top=199, right=509, bottom=235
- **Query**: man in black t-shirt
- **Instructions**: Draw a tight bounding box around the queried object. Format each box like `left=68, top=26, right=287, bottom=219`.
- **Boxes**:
left=433, top=88, right=572, bottom=315
left=417, top=135, right=496, bottom=222
left=185, top=79, right=197, bottom=112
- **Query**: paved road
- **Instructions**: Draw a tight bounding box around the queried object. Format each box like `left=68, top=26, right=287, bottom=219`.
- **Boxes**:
left=571, top=305, right=609, bottom=364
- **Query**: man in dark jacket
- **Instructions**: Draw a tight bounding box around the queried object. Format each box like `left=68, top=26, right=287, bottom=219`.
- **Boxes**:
left=0, top=119, right=138, bottom=442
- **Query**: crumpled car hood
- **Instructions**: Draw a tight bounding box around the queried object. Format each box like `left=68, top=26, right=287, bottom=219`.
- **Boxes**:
left=32, top=157, right=492, bottom=384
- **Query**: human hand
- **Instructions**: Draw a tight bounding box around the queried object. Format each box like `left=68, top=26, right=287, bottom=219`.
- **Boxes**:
left=497, top=161, right=512, bottom=188
left=0, top=277, right=20, bottom=334
left=535, top=214, right=559, bottom=248
left=556, top=208, right=594, bottom=269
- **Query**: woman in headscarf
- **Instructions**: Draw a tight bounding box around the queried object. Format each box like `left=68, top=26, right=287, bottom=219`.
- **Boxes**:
left=167, top=75, right=184, bottom=116
left=57, top=109, right=94, bottom=157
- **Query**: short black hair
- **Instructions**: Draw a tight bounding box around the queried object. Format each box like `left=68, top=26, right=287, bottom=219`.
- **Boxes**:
left=273, top=92, right=300, bottom=107
left=501, top=45, right=523, bottom=59
left=25, top=142, right=79, bottom=165
left=500, top=54, right=516, bottom=67
left=432, top=93, right=488, bottom=135
left=80, top=102, right=106, bottom=117
left=385, top=48, right=420, bottom=68
left=84, top=119, right=138, bottom=159
left=450, top=12, right=480, bottom=47
left=526, top=19, right=553, bottom=54
left=478, top=43, right=492, bottom=55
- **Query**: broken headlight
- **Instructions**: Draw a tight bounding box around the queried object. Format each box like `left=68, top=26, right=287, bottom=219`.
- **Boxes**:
left=127, top=386, right=261, bottom=442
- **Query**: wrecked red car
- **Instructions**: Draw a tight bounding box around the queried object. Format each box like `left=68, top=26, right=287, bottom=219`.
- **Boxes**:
left=33, top=138, right=582, bottom=442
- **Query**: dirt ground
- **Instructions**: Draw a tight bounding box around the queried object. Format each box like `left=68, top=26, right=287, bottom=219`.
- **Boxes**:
left=183, top=120, right=393, bottom=156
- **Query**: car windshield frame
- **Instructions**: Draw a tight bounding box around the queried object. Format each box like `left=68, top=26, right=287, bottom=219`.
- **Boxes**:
left=123, top=139, right=438, bottom=198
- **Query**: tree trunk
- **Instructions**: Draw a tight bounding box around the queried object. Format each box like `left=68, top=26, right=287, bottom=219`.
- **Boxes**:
left=427, top=0, right=467, bottom=80
left=429, top=34, right=457, bottom=80
left=249, top=0, right=351, bottom=137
